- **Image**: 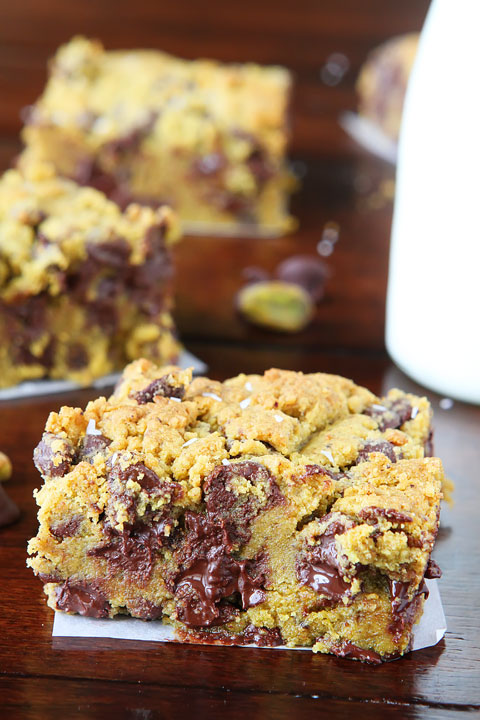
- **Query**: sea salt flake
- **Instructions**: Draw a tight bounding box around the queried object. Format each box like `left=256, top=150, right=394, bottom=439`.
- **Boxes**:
left=170, top=397, right=181, bottom=403
left=274, top=414, right=283, bottom=423
left=222, top=459, right=231, bottom=466
left=321, top=449, right=334, bottom=464
left=182, top=438, right=198, bottom=448
left=244, top=382, right=253, bottom=392
left=202, top=392, right=222, bottom=402
left=372, top=404, right=387, bottom=412
left=240, top=397, right=251, bottom=409
left=86, top=419, right=102, bottom=436
left=411, top=406, right=419, bottom=419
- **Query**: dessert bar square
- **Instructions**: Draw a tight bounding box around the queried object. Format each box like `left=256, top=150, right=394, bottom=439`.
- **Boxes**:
left=20, top=37, right=295, bottom=237
left=28, top=362, right=445, bottom=662
left=0, top=163, right=180, bottom=388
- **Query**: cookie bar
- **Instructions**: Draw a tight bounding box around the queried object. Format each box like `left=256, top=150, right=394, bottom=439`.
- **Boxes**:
left=357, top=33, right=419, bottom=142
left=20, top=37, right=295, bottom=238
left=0, top=451, right=20, bottom=528
left=27, top=362, right=445, bottom=662
left=0, top=163, right=180, bottom=388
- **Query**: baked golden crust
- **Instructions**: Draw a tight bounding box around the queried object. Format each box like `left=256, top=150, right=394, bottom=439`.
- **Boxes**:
left=28, top=361, right=444, bottom=661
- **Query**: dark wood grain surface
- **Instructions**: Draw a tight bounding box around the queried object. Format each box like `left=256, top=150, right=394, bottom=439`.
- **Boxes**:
left=2, top=1, right=479, bottom=718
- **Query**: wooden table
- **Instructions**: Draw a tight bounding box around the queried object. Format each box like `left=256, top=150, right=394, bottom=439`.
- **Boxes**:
left=1, top=1, right=479, bottom=717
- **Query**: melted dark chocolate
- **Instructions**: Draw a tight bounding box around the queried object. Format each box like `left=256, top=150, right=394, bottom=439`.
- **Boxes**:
left=173, top=512, right=267, bottom=627
left=388, top=578, right=429, bottom=641
left=55, top=580, right=110, bottom=618
left=296, top=515, right=356, bottom=603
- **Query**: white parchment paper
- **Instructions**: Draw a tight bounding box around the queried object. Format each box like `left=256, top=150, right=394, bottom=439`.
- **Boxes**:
left=340, top=112, right=398, bottom=165
left=0, top=350, right=207, bottom=401
left=52, top=578, right=446, bottom=653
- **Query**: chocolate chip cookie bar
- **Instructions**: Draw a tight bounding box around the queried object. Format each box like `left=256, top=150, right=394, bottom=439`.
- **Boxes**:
left=20, top=36, right=295, bottom=237
left=357, top=33, right=419, bottom=142
left=28, top=362, right=445, bottom=662
left=0, top=163, right=180, bottom=388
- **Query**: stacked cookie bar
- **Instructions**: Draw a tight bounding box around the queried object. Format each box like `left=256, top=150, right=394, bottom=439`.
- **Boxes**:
left=20, top=36, right=294, bottom=237
left=0, top=163, right=179, bottom=387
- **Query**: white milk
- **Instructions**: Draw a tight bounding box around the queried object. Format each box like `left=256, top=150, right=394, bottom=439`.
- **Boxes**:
left=386, top=0, right=480, bottom=403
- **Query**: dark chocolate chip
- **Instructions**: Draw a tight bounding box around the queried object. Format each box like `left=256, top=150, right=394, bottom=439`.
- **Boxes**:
left=358, top=507, right=413, bottom=524
left=33, top=433, right=75, bottom=478
left=50, top=516, right=81, bottom=539
left=67, top=343, right=89, bottom=370
left=356, top=440, right=397, bottom=464
left=86, top=238, right=131, bottom=268
left=424, top=430, right=435, bottom=457
left=364, top=399, right=413, bottom=432
left=0, top=484, right=20, bottom=528
left=127, top=597, right=163, bottom=620
left=275, top=255, right=329, bottom=303
left=204, top=461, right=283, bottom=546
left=76, top=434, right=111, bottom=464
left=55, top=580, right=110, bottom=618
left=134, top=376, right=185, bottom=404
left=425, top=558, right=442, bottom=579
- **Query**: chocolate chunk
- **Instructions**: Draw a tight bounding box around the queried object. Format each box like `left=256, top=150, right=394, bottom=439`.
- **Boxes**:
left=134, top=376, right=185, bottom=404
left=424, top=430, right=435, bottom=457
left=328, top=639, right=383, bottom=664
left=296, top=515, right=356, bottom=603
left=33, top=433, right=75, bottom=478
left=275, top=255, right=329, bottom=303
left=74, top=157, right=119, bottom=197
left=67, top=343, right=89, bottom=370
left=356, top=440, right=397, bottom=464
left=247, top=147, right=274, bottom=184
left=127, top=597, right=163, bottom=620
left=358, top=507, right=413, bottom=524
left=87, top=238, right=131, bottom=268
left=388, top=578, right=429, bottom=641
left=76, top=434, right=111, bottom=464
left=50, top=516, right=81, bottom=539
left=173, top=512, right=267, bottom=627
left=89, top=532, right=155, bottom=580
left=425, top=558, right=442, bottom=579
left=105, top=460, right=180, bottom=529
left=55, top=580, right=110, bottom=618
left=104, top=113, right=157, bottom=157
left=364, top=399, right=413, bottom=432
left=242, top=624, right=284, bottom=647
left=204, top=461, right=283, bottom=546
left=0, top=484, right=20, bottom=528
